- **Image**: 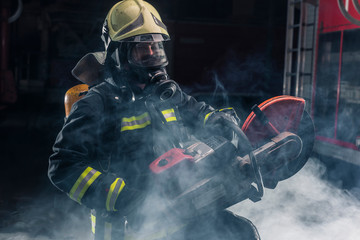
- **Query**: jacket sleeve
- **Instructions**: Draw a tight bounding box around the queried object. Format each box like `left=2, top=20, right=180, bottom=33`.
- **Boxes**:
left=48, top=91, right=125, bottom=212
left=177, top=91, right=241, bottom=141
left=177, top=91, right=215, bottom=126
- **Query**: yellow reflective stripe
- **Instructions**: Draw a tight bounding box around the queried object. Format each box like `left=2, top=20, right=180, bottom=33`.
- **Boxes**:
left=91, top=213, right=96, bottom=234
left=69, top=167, right=102, bottom=203
left=219, top=107, right=233, bottom=111
left=106, top=178, right=126, bottom=211
left=104, top=222, right=112, bottom=240
left=161, top=109, right=174, bottom=115
left=204, top=111, right=214, bottom=125
left=203, top=108, right=234, bottom=125
left=166, top=117, right=177, bottom=122
left=121, top=121, right=151, bottom=131
left=161, top=108, right=177, bottom=122
left=122, top=112, right=149, bottom=122
left=121, top=112, right=151, bottom=132
left=69, top=167, right=92, bottom=199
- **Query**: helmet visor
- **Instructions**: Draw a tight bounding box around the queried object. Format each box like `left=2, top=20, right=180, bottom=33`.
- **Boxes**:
left=128, top=42, right=168, bottom=68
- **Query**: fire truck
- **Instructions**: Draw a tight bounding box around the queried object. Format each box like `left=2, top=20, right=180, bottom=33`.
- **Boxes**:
left=283, top=0, right=360, bottom=165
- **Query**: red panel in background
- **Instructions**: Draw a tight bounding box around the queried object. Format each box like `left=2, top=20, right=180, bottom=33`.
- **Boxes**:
left=319, top=0, right=360, bottom=33
left=316, top=135, right=359, bottom=150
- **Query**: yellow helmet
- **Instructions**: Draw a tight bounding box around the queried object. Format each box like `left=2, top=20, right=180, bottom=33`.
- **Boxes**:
left=102, top=0, right=170, bottom=49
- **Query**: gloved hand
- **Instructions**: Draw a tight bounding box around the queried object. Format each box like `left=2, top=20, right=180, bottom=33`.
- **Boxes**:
left=204, top=108, right=241, bottom=141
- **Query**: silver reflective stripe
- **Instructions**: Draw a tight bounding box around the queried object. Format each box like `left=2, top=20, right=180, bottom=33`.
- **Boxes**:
left=106, top=178, right=125, bottom=211
left=161, top=109, right=177, bottom=122
left=121, top=112, right=151, bottom=131
left=110, top=180, right=121, bottom=210
left=69, top=167, right=102, bottom=203
left=163, top=112, right=176, bottom=120
left=121, top=116, right=149, bottom=126
left=72, top=168, right=97, bottom=199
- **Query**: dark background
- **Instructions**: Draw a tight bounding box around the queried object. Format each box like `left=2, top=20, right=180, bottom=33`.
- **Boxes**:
left=0, top=0, right=288, bottom=234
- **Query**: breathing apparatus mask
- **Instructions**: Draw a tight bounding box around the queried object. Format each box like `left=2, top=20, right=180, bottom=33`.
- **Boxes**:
left=109, top=37, right=169, bottom=83
left=127, top=41, right=180, bottom=101
left=108, top=36, right=179, bottom=102
left=127, top=40, right=169, bottom=84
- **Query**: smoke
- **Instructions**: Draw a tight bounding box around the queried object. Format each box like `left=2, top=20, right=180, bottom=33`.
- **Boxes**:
left=0, top=192, right=91, bottom=240
left=3, top=157, right=360, bottom=240
left=200, top=51, right=281, bottom=97
left=4, top=47, right=357, bottom=239
left=228, top=157, right=360, bottom=240
left=210, top=71, right=230, bottom=107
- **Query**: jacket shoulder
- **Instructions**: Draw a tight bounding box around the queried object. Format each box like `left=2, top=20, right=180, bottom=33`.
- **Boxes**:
left=83, top=81, right=124, bottom=114
left=90, top=81, right=115, bottom=95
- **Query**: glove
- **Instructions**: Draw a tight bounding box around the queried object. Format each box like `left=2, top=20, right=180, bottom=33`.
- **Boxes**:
left=204, top=108, right=241, bottom=141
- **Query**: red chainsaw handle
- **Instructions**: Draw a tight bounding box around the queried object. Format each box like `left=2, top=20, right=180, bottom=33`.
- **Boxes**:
left=149, top=148, right=194, bottom=174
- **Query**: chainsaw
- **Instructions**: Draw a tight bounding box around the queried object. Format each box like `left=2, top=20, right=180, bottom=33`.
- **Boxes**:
left=64, top=83, right=315, bottom=238
left=148, top=95, right=315, bottom=220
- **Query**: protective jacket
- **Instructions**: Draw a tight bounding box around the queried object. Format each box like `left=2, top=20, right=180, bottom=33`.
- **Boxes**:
left=48, top=69, right=219, bottom=239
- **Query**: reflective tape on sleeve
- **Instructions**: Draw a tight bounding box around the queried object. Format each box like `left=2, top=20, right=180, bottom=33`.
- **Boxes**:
left=204, top=111, right=214, bottom=125
left=121, top=112, right=151, bottom=132
left=69, top=167, right=102, bottom=204
left=203, top=108, right=234, bottom=125
left=161, top=108, right=177, bottom=122
left=106, top=178, right=126, bottom=211
left=219, top=107, right=233, bottom=112
left=91, top=213, right=96, bottom=234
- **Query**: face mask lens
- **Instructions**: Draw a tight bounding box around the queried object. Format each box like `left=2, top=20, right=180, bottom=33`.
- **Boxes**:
left=128, top=42, right=167, bottom=67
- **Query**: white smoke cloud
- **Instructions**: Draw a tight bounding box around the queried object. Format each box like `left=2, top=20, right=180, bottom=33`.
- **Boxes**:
left=229, top=157, right=360, bottom=240
left=2, top=157, right=360, bottom=240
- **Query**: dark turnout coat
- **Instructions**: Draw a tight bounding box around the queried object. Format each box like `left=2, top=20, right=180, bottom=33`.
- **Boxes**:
left=48, top=77, right=216, bottom=239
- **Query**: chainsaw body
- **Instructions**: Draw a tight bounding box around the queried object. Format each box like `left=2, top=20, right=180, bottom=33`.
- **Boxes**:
left=149, top=95, right=314, bottom=220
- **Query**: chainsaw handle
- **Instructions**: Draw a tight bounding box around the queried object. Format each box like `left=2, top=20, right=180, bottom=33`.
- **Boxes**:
left=248, top=151, right=264, bottom=199
left=218, top=117, right=253, bottom=153
left=219, top=118, right=264, bottom=199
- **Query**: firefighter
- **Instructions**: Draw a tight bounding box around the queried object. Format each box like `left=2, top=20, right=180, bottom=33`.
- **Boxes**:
left=48, top=0, right=260, bottom=239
